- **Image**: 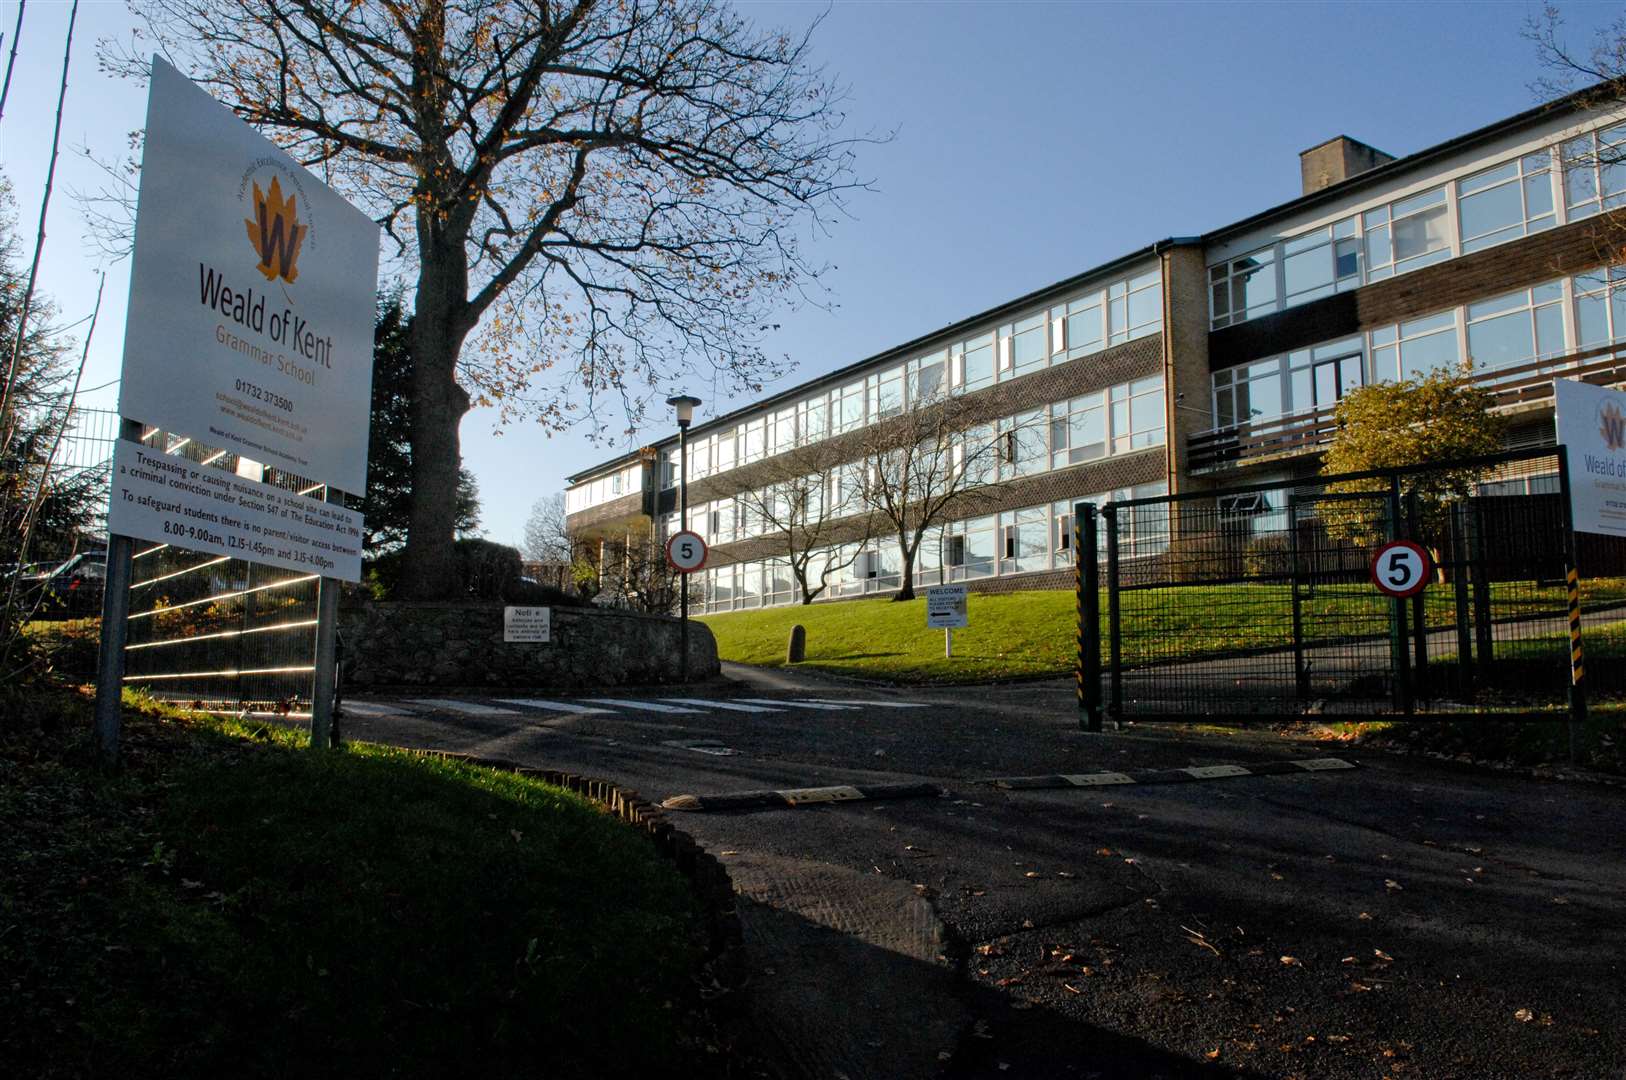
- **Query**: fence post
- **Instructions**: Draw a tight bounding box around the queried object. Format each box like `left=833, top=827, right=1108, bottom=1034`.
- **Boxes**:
left=93, top=418, right=146, bottom=767
left=309, top=485, right=346, bottom=750
left=1387, top=476, right=1413, bottom=715
left=1451, top=501, right=1474, bottom=696
left=1288, top=502, right=1309, bottom=699
left=1557, top=448, right=1587, bottom=763
left=1104, top=504, right=1122, bottom=725
left=1469, top=500, right=1494, bottom=669
left=1406, top=489, right=1428, bottom=696
left=1075, top=502, right=1101, bottom=732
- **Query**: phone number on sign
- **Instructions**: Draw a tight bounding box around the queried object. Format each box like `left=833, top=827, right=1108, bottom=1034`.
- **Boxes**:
left=234, top=379, right=293, bottom=412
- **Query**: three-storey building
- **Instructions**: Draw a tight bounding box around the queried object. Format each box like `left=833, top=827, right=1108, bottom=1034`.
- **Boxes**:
left=566, top=88, right=1626, bottom=613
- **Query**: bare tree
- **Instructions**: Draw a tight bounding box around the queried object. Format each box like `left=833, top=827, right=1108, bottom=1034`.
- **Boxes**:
left=105, top=0, right=869, bottom=600
left=576, top=522, right=689, bottom=614
left=522, top=492, right=572, bottom=564
left=732, top=440, right=873, bottom=604
left=854, top=393, right=1009, bottom=602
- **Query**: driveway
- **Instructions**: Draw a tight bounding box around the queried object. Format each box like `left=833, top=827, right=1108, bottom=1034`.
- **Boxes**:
left=329, top=666, right=1626, bottom=1080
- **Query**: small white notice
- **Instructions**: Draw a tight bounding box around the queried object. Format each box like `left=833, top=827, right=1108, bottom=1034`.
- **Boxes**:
left=925, top=585, right=969, bottom=629
left=107, top=439, right=364, bottom=581
left=504, top=606, right=552, bottom=644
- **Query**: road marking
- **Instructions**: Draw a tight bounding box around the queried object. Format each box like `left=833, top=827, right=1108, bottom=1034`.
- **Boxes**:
left=659, top=698, right=784, bottom=713
left=340, top=700, right=415, bottom=717
left=1062, top=772, right=1136, bottom=786
left=661, top=780, right=940, bottom=812
left=799, top=698, right=930, bottom=709
left=735, top=698, right=859, bottom=711
left=1294, top=758, right=1359, bottom=772
left=661, top=739, right=739, bottom=756
left=407, top=698, right=514, bottom=717
left=580, top=698, right=705, bottom=714
left=989, top=757, right=1358, bottom=791
left=495, top=699, right=616, bottom=715
left=1183, top=764, right=1253, bottom=779
left=779, top=785, right=863, bottom=804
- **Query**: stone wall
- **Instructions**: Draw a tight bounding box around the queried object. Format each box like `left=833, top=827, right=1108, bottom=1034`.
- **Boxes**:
left=340, top=601, right=720, bottom=690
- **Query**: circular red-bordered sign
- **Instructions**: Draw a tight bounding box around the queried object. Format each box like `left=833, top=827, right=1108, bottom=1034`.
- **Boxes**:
left=1370, top=540, right=1432, bottom=598
left=665, top=530, right=708, bottom=573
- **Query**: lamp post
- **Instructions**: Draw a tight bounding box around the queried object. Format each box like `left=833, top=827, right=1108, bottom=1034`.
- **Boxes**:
left=667, top=394, right=701, bottom=682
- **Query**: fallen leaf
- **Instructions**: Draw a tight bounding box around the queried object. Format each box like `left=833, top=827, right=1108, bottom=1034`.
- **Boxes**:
left=1384, top=879, right=1403, bottom=891
left=1514, top=1008, right=1534, bottom=1023
left=1280, top=955, right=1302, bottom=967
left=1374, top=949, right=1394, bottom=962
left=1205, top=1049, right=1221, bottom=1060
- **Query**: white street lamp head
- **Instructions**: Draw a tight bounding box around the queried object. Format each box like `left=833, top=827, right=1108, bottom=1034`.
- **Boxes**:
left=666, top=394, right=702, bottom=428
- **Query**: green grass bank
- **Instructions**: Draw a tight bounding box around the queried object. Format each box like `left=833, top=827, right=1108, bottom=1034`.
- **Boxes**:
left=0, top=691, right=707, bottom=1080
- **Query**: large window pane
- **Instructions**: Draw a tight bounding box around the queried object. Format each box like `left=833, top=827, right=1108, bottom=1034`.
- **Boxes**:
left=1467, top=309, right=1533, bottom=370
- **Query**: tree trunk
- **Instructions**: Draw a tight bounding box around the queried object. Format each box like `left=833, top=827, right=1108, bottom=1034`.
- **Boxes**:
left=893, top=539, right=917, bottom=601
left=400, top=241, right=473, bottom=600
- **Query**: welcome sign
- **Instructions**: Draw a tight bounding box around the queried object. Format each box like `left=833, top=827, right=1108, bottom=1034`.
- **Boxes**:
left=118, top=58, right=380, bottom=492
left=1554, top=377, right=1626, bottom=537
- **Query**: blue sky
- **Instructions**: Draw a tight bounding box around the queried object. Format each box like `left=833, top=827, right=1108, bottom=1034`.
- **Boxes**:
left=1, top=0, right=1622, bottom=549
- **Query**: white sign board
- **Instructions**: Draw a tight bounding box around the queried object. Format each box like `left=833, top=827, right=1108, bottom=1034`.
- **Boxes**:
left=1555, top=377, right=1626, bottom=537
left=504, top=606, right=552, bottom=644
left=925, top=584, right=969, bottom=629
left=107, top=439, right=364, bottom=581
left=118, top=57, right=380, bottom=493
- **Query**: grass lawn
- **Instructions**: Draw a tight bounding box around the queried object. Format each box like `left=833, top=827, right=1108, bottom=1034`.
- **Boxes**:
left=699, top=580, right=1626, bottom=685
left=0, top=688, right=706, bottom=1080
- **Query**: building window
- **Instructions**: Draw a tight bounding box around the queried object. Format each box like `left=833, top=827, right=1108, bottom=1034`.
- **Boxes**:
left=1370, top=311, right=1460, bottom=382
left=1210, top=251, right=1277, bottom=329
left=1562, top=124, right=1626, bottom=219
left=1055, top=512, right=1073, bottom=553
left=1370, top=185, right=1452, bottom=280
left=868, top=366, right=904, bottom=420
left=1004, top=409, right=1048, bottom=478
left=1211, top=359, right=1286, bottom=428
left=1004, top=314, right=1048, bottom=377
left=1574, top=265, right=1626, bottom=347
left=958, top=334, right=995, bottom=392
left=1052, top=391, right=1107, bottom=466
left=1286, top=337, right=1363, bottom=414
left=1109, top=375, right=1166, bottom=452
left=1465, top=281, right=1565, bottom=374
left=1458, top=152, right=1556, bottom=253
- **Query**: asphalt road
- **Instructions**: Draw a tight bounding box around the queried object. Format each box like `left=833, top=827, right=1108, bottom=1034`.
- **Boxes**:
left=328, top=666, right=1626, bottom=1080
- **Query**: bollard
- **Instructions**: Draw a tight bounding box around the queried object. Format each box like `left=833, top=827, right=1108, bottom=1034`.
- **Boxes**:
left=786, top=624, right=807, bottom=663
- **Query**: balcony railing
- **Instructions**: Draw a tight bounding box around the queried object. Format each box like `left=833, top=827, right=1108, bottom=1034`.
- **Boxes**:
left=1188, top=341, right=1626, bottom=473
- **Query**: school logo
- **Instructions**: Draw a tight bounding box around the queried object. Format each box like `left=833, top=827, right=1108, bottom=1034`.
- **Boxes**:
left=244, top=175, right=307, bottom=284
left=1599, top=400, right=1626, bottom=452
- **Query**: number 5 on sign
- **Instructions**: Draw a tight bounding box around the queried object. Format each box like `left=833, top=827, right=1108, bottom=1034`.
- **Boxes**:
left=1369, top=540, right=1431, bottom=598
left=665, top=530, right=708, bottom=573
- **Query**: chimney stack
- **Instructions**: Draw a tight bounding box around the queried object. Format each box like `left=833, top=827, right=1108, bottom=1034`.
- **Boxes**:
left=1299, top=136, right=1395, bottom=195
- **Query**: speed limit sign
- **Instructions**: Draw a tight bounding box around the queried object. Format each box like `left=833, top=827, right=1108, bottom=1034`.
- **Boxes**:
left=665, top=530, right=708, bottom=573
left=1370, top=540, right=1432, bottom=598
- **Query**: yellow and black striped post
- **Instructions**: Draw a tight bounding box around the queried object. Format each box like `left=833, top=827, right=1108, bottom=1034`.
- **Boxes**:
left=1075, top=503, right=1102, bottom=732
left=1567, top=566, right=1586, bottom=710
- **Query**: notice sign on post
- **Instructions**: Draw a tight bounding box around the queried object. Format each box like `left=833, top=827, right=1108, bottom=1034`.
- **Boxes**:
left=925, top=585, right=969, bottom=629
left=117, top=58, right=380, bottom=493
left=1555, top=377, right=1626, bottom=537
left=107, top=439, right=364, bottom=581
left=504, top=606, right=552, bottom=644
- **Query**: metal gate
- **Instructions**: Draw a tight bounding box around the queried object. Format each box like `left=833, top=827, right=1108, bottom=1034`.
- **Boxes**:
left=1075, top=447, right=1592, bottom=725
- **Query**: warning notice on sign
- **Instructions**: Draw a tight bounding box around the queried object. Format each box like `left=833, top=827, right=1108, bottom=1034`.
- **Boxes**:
left=107, top=439, right=364, bottom=581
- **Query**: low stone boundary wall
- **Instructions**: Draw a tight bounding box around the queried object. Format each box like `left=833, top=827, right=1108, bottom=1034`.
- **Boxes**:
left=340, top=601, right=720, bottom=689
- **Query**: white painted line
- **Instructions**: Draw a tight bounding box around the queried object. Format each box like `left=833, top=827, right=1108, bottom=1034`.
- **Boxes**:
left=580, top=698, right=705, bottom=714
left=1183, top=765, right=1253, bottom=779
left=341, top=700, right=415, bottom=717
left=800, top=698, right=931, bottom=709
left=407, top=698, right=515, bottom=717
left=1293, top=758, right=1357, bottom=771
left=659, top=698, right=784, bottom=713
left=1061, top=772, right=1137, bottom=786
left=779, top=785, right=864, bottom=804
left=495, top=699, right=616, bottom=715
left=735, top=698, right=859, bottom=711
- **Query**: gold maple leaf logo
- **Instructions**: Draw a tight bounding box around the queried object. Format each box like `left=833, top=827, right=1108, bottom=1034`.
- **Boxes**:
left=244, top=176, right=307, bottom=284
